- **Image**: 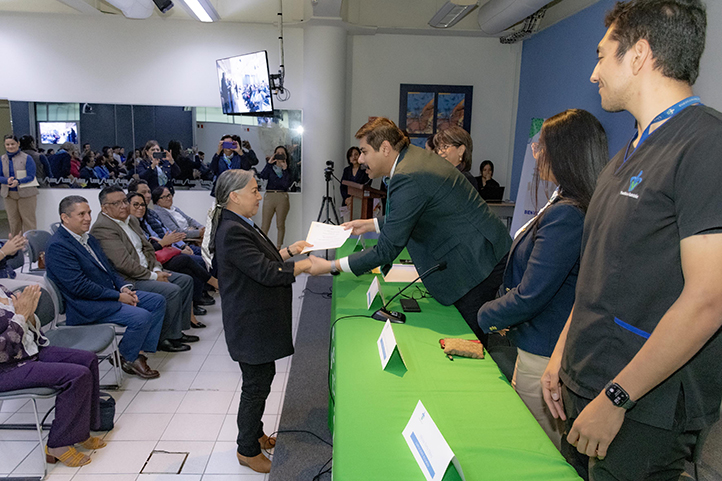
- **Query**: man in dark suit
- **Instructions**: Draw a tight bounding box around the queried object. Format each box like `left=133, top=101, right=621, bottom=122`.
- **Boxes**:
left=90, top=186, right=198, bottom=352
left=45, top=195, right=165, bottom=379
left=310, top=118, right=512, bottom=340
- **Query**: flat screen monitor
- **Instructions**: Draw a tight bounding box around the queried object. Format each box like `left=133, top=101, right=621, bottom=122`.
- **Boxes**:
left=38, top=121, right=78, bottom=144
left=216, top=51, right=274, bottom=115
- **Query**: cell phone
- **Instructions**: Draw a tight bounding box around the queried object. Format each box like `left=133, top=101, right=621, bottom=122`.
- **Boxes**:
left=152, top=152, right=165, bottom=160
left=273, top=153, right=287, bottom=161
left=400, top=298, right=421, bottom=312
left=222, top=141, right=236, bottom=149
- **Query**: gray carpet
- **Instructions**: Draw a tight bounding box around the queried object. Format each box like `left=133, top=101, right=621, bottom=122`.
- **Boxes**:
left=269, top=276, right=333, bottom=481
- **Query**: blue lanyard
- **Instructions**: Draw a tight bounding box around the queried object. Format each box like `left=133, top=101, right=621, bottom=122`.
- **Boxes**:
left=623, top=96, right=701, bottom=164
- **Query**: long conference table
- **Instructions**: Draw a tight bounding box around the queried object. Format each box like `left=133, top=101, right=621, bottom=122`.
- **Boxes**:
left=329, top=239, right=581, bottom=480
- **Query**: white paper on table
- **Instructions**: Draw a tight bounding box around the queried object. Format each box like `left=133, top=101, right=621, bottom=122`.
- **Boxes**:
left=383, top=264, right=420, bottom=283
left=377, top=319, right=403, bottom=369
left=301, top=221, right=353, bottom=253
left=403, top=400, right=465, bottom=481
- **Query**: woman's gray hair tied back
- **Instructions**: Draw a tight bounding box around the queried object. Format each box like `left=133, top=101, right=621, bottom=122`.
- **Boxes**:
left=209, top=169, right=254, bottom=254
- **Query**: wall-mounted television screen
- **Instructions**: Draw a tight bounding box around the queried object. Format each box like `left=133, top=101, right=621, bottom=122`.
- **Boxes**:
left=38, top=121, right=78, bottom=144
left=216, top=51, right=274, bottom=115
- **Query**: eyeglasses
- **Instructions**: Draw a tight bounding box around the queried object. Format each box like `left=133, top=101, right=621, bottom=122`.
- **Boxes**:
left=436, top=144, right=452, bottom=153
left=159, top=193, right=173, bottom=200
left=103, top=199, right=130, bottom=208
left=130, top=202, right=147, bottom=208
left=531, top=141, right=544, bottom=159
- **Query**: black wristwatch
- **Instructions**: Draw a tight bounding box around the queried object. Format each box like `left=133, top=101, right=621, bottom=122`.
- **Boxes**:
left=604, top=381, right=636, bottom=410
left=330, top=262, right=340, bottom=276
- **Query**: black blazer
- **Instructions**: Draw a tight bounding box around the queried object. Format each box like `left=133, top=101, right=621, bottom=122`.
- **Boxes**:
left=214, top=209, right=296, bottom=364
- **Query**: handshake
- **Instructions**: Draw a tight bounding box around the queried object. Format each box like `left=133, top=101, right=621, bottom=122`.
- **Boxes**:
left=289, top=218, right=377, bottom=277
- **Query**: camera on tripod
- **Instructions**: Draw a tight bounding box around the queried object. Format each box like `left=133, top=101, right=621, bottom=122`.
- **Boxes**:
left=324, top=160, right=334, bottom=180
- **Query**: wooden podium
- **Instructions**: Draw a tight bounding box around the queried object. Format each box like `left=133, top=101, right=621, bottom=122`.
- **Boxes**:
left=342, top=181, right=386, bottom=219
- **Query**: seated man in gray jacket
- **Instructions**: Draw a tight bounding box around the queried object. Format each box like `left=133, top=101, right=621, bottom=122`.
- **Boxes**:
left=90, top=186, right=198, bottom=352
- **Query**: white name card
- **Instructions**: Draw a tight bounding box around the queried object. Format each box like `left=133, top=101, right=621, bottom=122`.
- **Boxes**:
left=366, top=276, right=384, bottom=309
left=377, top=320, right=405, bottom=370
left=403, top=400, right=465, bottom=481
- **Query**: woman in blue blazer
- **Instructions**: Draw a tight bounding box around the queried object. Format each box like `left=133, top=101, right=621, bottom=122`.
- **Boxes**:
left=477, top=109, right=608, bottom=449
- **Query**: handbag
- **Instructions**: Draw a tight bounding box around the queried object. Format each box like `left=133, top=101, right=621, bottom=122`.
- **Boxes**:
left=155, top=246, right=182, bottom=264
left=98, top=391, right=116, bottom=431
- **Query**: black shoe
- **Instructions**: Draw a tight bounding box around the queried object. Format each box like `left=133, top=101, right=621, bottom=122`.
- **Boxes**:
left=193, top=305, right=207, bottom=316
left=179, top=333, right=200, bottom=343
left=191, top=320, right=207, bottom=328
left=158, top=339, right=191, bottom=352
left=196, top=296, right=215, bottom=306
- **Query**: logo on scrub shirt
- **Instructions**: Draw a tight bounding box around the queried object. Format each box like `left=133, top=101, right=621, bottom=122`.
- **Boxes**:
left=629, top=170, right=643, bottom=191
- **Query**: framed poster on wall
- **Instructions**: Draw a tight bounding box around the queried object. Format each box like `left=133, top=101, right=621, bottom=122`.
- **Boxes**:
left=399, top=84, right=473, bottom=147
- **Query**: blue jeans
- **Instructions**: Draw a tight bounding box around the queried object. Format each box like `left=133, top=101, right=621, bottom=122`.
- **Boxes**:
left=96, top=291, right=165, bottom=362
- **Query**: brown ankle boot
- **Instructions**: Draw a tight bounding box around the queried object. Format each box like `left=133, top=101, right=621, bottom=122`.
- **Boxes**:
left=237, top=452, right=271, bottom=473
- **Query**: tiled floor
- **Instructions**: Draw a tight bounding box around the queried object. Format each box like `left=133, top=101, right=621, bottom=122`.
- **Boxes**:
left=0, top=275, right=309, bottom=481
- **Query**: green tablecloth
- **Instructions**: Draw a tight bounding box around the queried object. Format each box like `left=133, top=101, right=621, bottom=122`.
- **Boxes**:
left=330, top=239, right=580, bottom=480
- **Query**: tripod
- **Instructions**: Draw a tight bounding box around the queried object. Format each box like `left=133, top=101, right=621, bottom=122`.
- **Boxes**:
left=317, top=166, right=340, bottom=225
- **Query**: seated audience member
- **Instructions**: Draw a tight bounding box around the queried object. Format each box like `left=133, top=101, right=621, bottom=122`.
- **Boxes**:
left=128, top=191, right=217, bottom=322
left=477, top=110, right=608, bottom=449
left=79, top=155, right=98, bottom=184
left=152, top=187, right=205, bottom=241
left=49, top=142, right=74, bottom=179
left=19, top=135, right=53, bottom=184
left=209, top=134, right=259, bottom=196
left=434, top=126, right=479, bottom=191
left=90, top=186, right=198, bottom=352
left=69, top=152, right=81, bottom=179
left=136, top=140, right=180, bottom=192
left=476, top=160, right=501, bottom=200
left=258, top=146, right=293, bottom=248
left=168, top=140, right=194, bottom=182
left=0, top=234, right=27, bottom=279
left=340, top=146, right=371, bottom=210
left=46, top=195, right=166, bottom=379
left=0, top=284, right=107, bottom=467
left=47, top=149, right=55, bottom=157
left=94, top=149, right=113, bottom=179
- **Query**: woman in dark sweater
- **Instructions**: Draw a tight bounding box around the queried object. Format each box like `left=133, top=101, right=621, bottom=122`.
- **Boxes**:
left=340, top=146, right=371, bottom=210
left=433, top=126, right=479, bottom=191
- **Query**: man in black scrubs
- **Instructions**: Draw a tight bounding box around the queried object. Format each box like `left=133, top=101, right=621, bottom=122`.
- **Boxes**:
left=541, top=1, right=722, bottom=479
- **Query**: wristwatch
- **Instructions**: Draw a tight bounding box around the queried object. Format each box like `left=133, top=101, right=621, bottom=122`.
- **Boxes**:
left=604, top=381, right=636, bottom=410
left=330, top=261, right=340, bottom=276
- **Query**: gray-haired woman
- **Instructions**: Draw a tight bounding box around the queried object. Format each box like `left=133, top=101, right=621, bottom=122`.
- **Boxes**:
left=210, top=169, right=315, bottom=473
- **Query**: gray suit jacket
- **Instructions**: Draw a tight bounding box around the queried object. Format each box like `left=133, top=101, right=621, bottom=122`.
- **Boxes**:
left=90, top=213, right=162, bottom=281
left=152, top=205, right=204, bottom=239
left=348, top=145, right=512, bottom=305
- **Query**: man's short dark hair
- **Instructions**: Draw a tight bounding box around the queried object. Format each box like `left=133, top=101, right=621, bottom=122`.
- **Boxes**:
left=99, top=185, right=125, bottom=205
left=355, top=117, right=410, bottom=152
left=127, top=178, right=149, bottom=192
left=605, top=0, right=706, bottom=85
left=59, top=195, right=88, bottom=218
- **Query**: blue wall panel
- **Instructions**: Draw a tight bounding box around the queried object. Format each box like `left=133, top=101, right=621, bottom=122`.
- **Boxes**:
left=511, top=0, right=634, bottom=200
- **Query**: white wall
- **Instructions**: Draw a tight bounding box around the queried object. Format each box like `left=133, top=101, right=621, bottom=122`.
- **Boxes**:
left=346, top=34, right=522, bottom=188
left=696, top=0, right=722, bottom=112
left=0, top=12, right=304, bottom=110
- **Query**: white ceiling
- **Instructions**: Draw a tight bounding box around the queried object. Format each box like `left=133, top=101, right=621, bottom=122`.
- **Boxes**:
left=0, top=0, right=598, bottom=36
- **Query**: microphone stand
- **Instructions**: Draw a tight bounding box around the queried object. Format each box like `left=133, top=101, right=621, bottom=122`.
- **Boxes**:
left=372, top=262, right=447, bottom=324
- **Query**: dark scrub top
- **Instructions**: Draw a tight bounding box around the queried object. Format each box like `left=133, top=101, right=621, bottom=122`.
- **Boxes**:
left=560, top=105, right=722, bottom=431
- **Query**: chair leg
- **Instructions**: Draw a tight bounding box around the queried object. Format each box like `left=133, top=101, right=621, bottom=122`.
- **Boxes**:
left=30, top=398, right=48, bottom=480
left=111, top=336, right=123, bottom=388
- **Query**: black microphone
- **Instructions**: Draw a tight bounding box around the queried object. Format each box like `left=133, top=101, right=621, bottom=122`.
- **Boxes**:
left=372, top=261, right=447, bottom=324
